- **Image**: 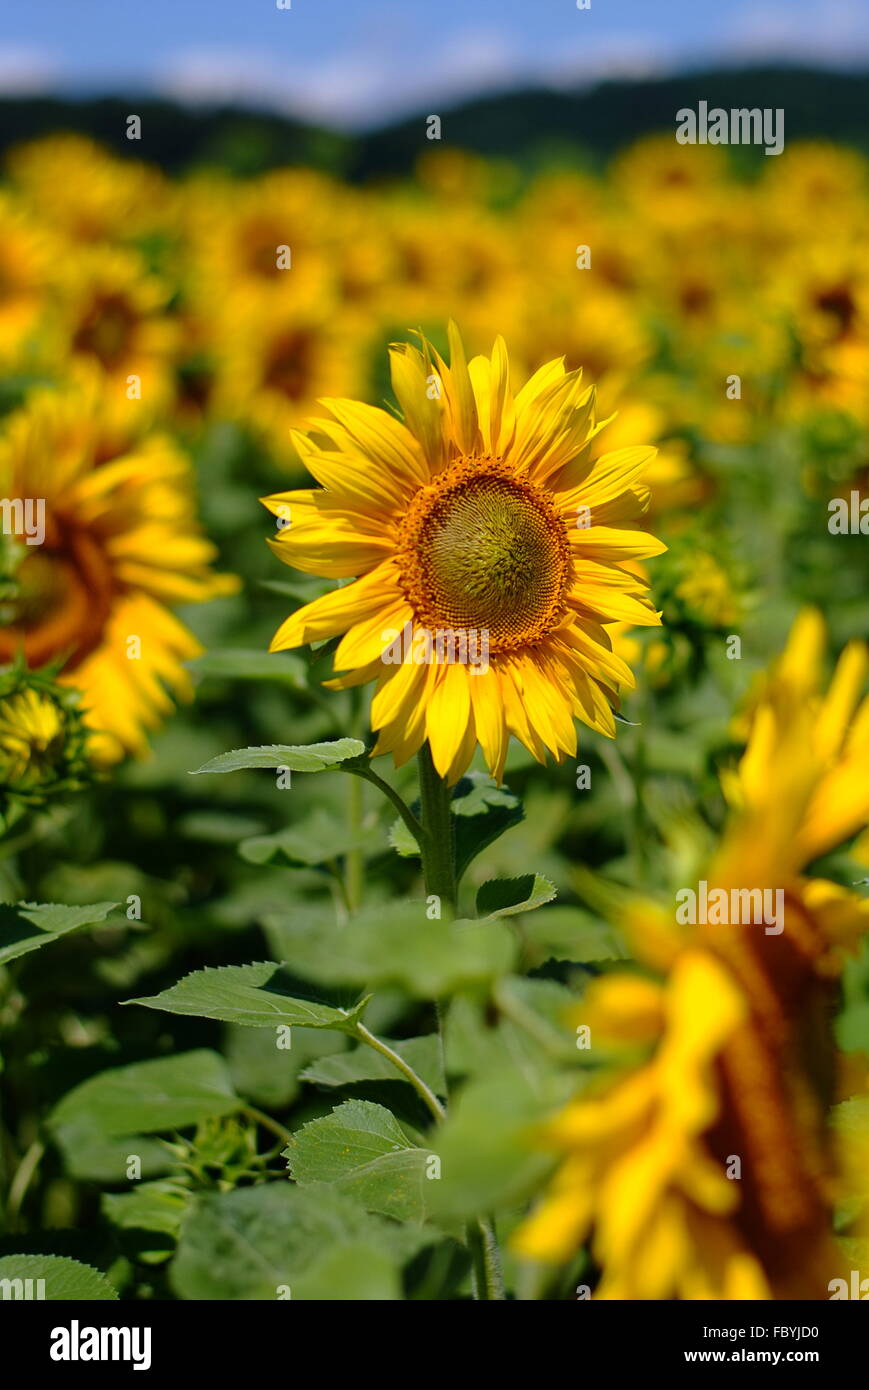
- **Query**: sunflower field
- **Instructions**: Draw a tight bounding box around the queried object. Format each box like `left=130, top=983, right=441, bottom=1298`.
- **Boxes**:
left=1, top=126, right=869, bottom=1307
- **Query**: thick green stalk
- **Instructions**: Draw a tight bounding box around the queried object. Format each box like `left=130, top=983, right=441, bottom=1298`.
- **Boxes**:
left=415, top=741, right=505, bottom=1300
left=416, top=742, right=456, bottom=912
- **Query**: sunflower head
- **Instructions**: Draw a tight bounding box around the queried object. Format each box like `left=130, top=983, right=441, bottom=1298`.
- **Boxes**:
left=0, top=663, right=93, bottom=828
left=263, top=322, right=664, bottom=783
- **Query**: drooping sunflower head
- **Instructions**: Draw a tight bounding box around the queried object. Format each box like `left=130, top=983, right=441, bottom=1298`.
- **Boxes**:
left=0, top=665, right=92, bottom=828
left=263, top=323, right=664, bottom=782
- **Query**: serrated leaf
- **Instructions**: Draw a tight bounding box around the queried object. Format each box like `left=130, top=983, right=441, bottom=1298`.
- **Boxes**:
left=300, top=1034, right=444, bottom=1095
left=388, top=814, right=421, bottom=858
left=170, top=1183, right=429, bottom=1300
left=452, top=778, right=524, bottom=880
left=0, top=900, right=119, bottom=966
left=189, top=648, right=307, bottom=687
left=476, top=874, right=556, bottom=918
left=451, top=772, right=519, bottom=817
left=49, top=1050, right=241, bottom=1138
left=285, top=1100, right=430, bottom=1221
left=127, top=962, right=370, bottom=1033
left=260, top=904, right=517, bottom=998
left=189, top=738, right=365, bottom=776
left=0, top=1255, right=117, bottom=1300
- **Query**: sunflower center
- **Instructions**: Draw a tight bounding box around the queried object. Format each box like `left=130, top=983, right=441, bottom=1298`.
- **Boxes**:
left=0, top=533, right=114, bottom=669
left=397, top=458, right=570, bottom=651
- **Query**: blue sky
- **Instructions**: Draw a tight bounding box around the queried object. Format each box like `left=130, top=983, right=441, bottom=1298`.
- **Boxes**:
left=2, top=0, right=867, bottom=128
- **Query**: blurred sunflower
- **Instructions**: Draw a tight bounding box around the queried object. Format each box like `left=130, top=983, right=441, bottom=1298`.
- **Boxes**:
left=6, top=134, right=167, bottom=244
left=263, top=323, right=664, bottom=782
left=0, top=382, right=236, bottom=760
left=0, top=192, right=57, bottom=366
left=211, top=292, right=366, bottom=467
left=48, top=246, right=179, bottom=421
left=514, top=610, right=869, bottom=1299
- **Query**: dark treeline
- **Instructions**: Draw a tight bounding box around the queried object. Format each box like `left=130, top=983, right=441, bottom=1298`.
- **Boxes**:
left=0, top=66, right=865, bottom=178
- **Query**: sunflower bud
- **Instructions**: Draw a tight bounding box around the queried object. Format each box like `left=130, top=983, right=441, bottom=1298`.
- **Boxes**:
left=0, top=665, right=93, bottom=829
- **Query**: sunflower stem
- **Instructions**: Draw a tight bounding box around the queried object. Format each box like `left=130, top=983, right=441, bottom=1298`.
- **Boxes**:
left=354, top=1022, right=446, bottom=1122
left=416, top=741, right=505, bottom=1300
left=416, top=743, right=456, bottom=912
left=344, top=765, right=425, bottom=850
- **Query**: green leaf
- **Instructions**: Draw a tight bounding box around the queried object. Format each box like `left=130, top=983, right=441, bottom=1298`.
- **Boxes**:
left=518, top=906, right=629, bottom=965
left=188, top=648, right=307, bottom=688
left=260, top=904, right=517, bottom=998
left=476, top=874, right=556, bottom=918
left=451, top=772, right=519, bottom=817
left=170, top=1183, right=427, bottom=1300
left=240, top=810, right=382, bottom=868
left=102, top=1181, right=189, bottom=1244
left=51, top=1130, right=171, bottom=1184
left=226, top=1024, right=345, bottom=1109
left=189, top=738, right=365, bottom=776
left=451, top=775, right=524, bottom=880
left=388, top=814, right=421, bottom=858
left=49, top=1050, right=241, bottom=1139
left=285, top=1100, right=431, bottom=1222
left=127, top=962, right=370, bottom=1033
left=430, top=1067, right=575, bottom=1221
left=493, top=976, right=579, bottom=1060
left=0, top=1255, right=118, bottom=1300
left=0, top=900, right=119, bottom=966
left=291, top=1242, right=401, bottom=1300
left=300, top=1034, right=444, bottom=1096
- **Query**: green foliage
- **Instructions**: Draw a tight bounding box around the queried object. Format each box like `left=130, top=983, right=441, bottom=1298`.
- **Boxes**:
left=0, top=1254, right=118, bottom=1300
left=128, top=963, right=371, bottom=1032
left=285, top=1100, right=432, bottom=1222
left=0, top=900, right=119, bottom=965
left=190, top=739, right=365, bottom=775
left=169, top=1184, right=429, bottom=1300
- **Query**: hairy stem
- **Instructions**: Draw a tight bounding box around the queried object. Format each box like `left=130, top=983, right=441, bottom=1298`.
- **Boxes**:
left=354, top=1022, right=446, bottom=1122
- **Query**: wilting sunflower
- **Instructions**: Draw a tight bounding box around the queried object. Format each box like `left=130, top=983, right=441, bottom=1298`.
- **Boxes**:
left=0, top=380, right=236, bottom=761
left=513, top=610, right=869, bottom=1299
left=264, top=324, right=664, bottom=782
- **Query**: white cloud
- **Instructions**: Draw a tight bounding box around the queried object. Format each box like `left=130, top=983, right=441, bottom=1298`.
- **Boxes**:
left=158, top=34, right=523, bottom=128
left=0, top=44, right=60, bottom=95
left=722, top=0, right=869, bottom=64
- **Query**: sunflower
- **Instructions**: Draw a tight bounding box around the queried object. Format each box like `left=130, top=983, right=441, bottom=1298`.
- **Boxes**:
left=47, top=246, right=179, bottom=422
left=0, top=380, right=236, bottom=761
left=513, top=610, right=869, bottom=1299
left=0, top=191, right=58, bottom=367
left=263, top=324, right=664, bottom=782
left=6, top=134, right=167, bottom=244
left=0, top=665, right=92, bottom=825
